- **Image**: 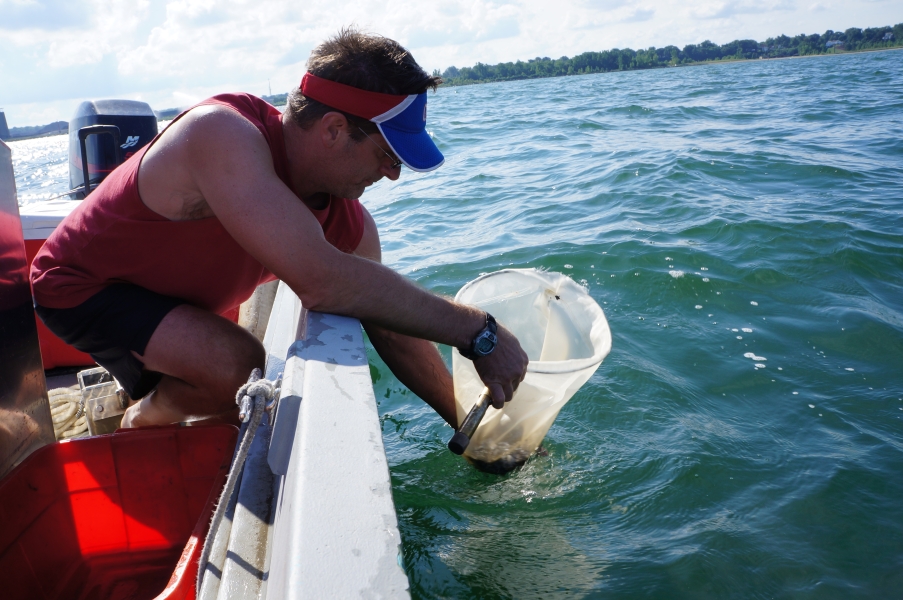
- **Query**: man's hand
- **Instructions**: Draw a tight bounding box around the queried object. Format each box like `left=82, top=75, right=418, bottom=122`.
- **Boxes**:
left=472, top=323, right=528, bottom=409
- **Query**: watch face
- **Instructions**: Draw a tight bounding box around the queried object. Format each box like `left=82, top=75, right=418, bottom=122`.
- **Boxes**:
left=475, top=332, right=497, bottom=355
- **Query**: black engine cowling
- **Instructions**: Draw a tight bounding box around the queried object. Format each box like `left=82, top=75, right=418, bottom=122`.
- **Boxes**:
left=68, top=100, right=158, bottom=198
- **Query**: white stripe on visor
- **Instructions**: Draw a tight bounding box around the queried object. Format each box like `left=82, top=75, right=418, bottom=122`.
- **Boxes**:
left=370, top=92, right=444, bottom=172
left=370, top=95, right=418, bottom=124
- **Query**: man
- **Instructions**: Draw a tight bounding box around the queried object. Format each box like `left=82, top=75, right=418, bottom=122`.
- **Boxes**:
left=31, top=29, right=528, bottom=429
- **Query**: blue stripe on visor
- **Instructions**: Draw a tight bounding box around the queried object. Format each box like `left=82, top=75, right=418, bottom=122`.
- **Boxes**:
left=374, top=93, right=444, bottom=172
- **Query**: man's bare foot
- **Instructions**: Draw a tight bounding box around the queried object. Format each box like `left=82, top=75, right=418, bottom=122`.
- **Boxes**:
left=120, top=400, right=154, bottom=428
left=119, top=391, right=183, bottom=428
left=119, top=402, right=142, bottom=428
left=180, top=408, right=241, bottom=428
left=121, top=392, right=240, bottom=429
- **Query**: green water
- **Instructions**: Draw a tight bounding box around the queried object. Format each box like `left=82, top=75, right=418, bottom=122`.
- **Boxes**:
left=364, top=51, right=903, bottom=599
left=10, top=49, right=903, bottom=599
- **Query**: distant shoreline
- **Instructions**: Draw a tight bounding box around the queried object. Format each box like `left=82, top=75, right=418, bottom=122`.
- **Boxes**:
left=441, top=45, right=903, bottom=89
left=676, top=44, right=903, bottom=68
left=438, top=27, right=903, bottom=88
left=438, top=46, right=903, bottom=89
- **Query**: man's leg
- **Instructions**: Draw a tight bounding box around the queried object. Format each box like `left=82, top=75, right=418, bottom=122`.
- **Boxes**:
left=122, top=304, right=265, bottom=427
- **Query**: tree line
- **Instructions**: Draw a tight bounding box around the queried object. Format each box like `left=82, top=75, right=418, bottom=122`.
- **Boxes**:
left=436, top=24, right=903, bottom=86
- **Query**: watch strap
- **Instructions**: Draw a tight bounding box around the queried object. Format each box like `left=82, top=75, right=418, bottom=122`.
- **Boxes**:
left=458, top=313, right=497, bottom=360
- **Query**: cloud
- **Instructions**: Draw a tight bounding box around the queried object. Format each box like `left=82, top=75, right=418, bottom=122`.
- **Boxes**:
left=275, top=43, right=316, bottom=68
left=623, top=8, right=656, bottom=22
left=171, top=90, right=203, bottom=106
left=116, top=0, right=359, bottom=86
left=556, top=1, right=657, bottom=31
left=372, top=1, right=524, bottom=50
left=0, top=0, right=90, bottom=31
left=2, top=0, right=901, bottom=126
left=405, top=18, right=521, bottom=49
left=578, top=0, right=630, bottom=9
left=691, top=0, right=796, bottom=20
left=1, top=0, right=151, bottom=69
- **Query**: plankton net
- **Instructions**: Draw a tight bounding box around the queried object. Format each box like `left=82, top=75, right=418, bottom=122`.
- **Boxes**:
left=453, top=269, right=612, bottom=473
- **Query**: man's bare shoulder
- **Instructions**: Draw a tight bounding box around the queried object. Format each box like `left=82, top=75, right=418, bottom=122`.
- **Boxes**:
left=169, top=105, right=270, bottom=159
left=139, top=104, right=277, bottom=220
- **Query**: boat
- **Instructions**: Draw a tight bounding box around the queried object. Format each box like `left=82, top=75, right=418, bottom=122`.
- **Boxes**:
left=0, top=101, right=411, bottom=598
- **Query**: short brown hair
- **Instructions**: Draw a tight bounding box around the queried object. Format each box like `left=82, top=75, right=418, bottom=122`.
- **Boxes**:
left=286, top=27, right=441, bottom=139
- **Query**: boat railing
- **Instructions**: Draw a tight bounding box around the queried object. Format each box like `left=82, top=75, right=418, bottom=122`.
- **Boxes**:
left=198, top=281, right=411, bottom=599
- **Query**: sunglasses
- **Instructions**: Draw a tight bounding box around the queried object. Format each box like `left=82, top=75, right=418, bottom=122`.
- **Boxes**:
left=357, top=126, right=402, bottom=170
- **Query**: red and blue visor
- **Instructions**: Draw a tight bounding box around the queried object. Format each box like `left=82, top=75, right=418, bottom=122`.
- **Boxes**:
left=300, top=72, right=444, bottom=172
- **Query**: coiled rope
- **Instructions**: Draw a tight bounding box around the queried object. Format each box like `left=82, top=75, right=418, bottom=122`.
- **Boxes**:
left=48, top=386, right=88, bottom=440
left=195, top=368, right=280, bottom=595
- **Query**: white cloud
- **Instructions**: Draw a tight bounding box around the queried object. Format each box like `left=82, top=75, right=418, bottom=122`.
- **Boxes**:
left=691, top=0, right=796, bottom=20
left=0, top=0, right=91, bottom=30
left=623, top=8, right=656, bottom=22
left=0, top=0, right=150, bottom=74
left=1, top=0, right=900, bottom=125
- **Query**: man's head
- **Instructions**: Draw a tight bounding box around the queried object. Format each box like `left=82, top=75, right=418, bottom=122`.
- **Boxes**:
left=287, top=28, right=443, bottom=172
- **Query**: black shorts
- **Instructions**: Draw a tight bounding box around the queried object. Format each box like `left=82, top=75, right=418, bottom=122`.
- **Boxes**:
left=35, top=284, right=186, bottom=399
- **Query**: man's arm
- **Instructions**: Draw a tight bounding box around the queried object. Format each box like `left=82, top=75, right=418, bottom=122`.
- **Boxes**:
left=354, top=207, right=457, bottom=427
left=182, top=108, right=526, bottom=405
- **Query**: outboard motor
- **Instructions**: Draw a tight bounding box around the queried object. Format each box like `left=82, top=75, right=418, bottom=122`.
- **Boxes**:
left=68, top=100, right=158, bottom=199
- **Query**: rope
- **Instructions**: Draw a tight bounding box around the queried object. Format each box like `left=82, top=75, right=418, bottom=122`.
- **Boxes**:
left=48, top=386, right=88, bottom=440
left=195, top=368, right=280, bottom=596
left=235, top=379, right=278, bottom=421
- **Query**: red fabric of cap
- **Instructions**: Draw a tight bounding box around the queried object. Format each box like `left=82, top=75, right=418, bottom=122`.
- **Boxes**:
left=300, top=72, right=408, bottom=120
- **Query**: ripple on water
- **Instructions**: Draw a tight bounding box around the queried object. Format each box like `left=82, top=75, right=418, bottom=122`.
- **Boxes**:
left=15, top=49, right=903, bottom=600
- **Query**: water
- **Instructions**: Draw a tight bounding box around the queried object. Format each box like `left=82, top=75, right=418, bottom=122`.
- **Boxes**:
left=10, top=134, right=69, bottom=205
left=10, top=50, right=903, bottom=598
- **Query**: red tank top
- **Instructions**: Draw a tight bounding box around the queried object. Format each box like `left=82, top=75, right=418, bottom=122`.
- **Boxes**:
left=31, top=93, right=364, bottom=314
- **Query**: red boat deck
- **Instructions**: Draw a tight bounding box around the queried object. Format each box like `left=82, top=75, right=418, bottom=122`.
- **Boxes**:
left=0, top=425, right=237, bottom=600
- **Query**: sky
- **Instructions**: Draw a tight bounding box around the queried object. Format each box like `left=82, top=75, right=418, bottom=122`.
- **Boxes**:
left=1, top=0, right=900, bottom=127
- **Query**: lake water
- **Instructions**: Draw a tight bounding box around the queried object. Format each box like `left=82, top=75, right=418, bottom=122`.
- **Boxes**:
left=10, top=50, right=903, bottom=598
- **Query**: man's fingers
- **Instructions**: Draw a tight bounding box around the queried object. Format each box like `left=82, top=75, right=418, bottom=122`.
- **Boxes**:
left=490, top=382, right=516, bottom=408
left=504, top=382, right=515, bottom=402
left=488, top=384, right=505, bottom=409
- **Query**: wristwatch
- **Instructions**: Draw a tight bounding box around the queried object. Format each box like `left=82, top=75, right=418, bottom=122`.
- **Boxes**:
left=459, top=313, right=498, bottom=360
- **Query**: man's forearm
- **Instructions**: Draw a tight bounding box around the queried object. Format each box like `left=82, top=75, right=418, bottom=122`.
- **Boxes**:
left=288, top=251, right=485, bottom=349
left=363, top=322, right=458, bottom=428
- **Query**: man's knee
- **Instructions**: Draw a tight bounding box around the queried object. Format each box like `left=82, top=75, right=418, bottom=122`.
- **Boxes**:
left=141, top=304, right=266, bottom=395
left=157, top=325, right=265, bottom=419
left=222, top=328, right=266, bottom=388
